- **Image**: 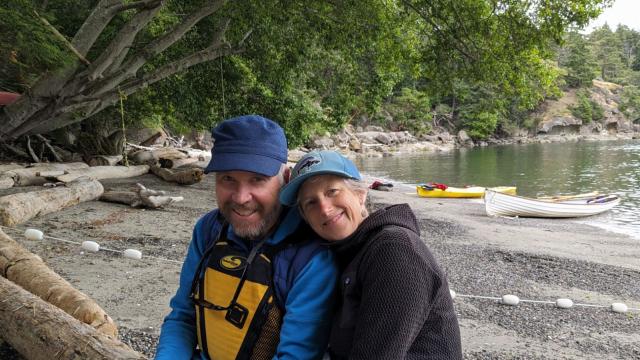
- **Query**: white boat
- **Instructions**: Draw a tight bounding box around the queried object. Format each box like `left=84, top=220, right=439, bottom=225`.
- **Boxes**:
left=484, top=189, right=621, bottom=218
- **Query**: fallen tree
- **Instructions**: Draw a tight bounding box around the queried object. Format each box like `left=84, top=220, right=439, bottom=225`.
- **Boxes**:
left=0, top=276, right=144, bottom=359
left=0, top=177, right=103, bottom=226
left=55, top=164, right=149, bottom=183
left=101, top=183, right=183, bottom=208
left=0, top=228, right=118, bottom=337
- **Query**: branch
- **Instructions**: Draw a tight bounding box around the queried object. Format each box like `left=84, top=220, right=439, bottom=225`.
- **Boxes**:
left=34, top=11, right=90, bottom=65
left=111, top=0, right=158, bottom=12
left=118, top=45, right=242, bottom=97
left=86, top=0, right=164, bottom=81
left=89, top=3, right=227, bottom=96
left=71, top=0, right=122, bottom=56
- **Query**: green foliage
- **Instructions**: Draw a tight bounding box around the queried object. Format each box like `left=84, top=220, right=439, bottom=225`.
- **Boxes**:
left=561, top=31, right=597, bottom=87
left=570, top=89, right=604, bottom=123
left=619, top=85, right=640, bottom=121
left=0, top=0, right=76, bottom=91
left=377, top=88, right=432, bottom=135
left=0, top=0, right=617, bottom=143
left=462, top=111, right=499, bottom=140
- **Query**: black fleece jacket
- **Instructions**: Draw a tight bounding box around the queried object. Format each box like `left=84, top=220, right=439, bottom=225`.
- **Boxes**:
left=327, top=204, right=462, bottom=360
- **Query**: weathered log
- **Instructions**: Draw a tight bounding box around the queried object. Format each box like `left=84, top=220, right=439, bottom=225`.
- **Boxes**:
left=0, top=228, right=118, bottom=337
left=159, top=157, right=198, bottom=169
left=0, top=175, right=14, bottom=190
left=55, top=165, right=150, bottom=183
left=129, top=147, right=187, bottom=165
left=1, top=162, right=90, bottom=187
left=0, top=163, right=25, bottom=172
left=101, top=183, right=184, bottom=208
left=0, top=277, right=145, bottom=360
left=139, top=131, right=165, bottom=147
left=0, top=177, right=104, bottom=226
left=88, top=155, right=124, bottom=166
left=177, top=160, right=209, bottom=169
left=150, top=165, right=204, bottom=185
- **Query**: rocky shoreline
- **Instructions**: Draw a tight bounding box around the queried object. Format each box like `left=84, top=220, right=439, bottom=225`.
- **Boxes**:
left=295, top=123, right=640, bottom=161
left=1, top=172, right=638, bottom=359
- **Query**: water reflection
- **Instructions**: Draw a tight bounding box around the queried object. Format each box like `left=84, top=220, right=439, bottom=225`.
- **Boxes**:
left=356, top=139, right=640, bottom=238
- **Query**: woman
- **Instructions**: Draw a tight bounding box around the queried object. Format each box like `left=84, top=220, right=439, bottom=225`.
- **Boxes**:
left=279, top=150, right=462, bottom=359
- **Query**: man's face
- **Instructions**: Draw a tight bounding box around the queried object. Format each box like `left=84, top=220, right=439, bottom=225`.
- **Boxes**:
left=215, top=170, right=284, bottom=240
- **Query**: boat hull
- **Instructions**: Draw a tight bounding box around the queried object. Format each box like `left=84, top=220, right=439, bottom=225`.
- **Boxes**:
left=417, top=186, right=516, bottom=198
left=484, top=190, right=620, bottom=218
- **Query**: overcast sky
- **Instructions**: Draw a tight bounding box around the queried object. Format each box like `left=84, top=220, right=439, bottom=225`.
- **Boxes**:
left=584, top=0, right=640, bottom=32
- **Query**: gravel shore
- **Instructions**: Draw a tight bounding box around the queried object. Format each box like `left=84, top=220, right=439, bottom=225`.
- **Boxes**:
left=1, top=173, right=638, bottom=359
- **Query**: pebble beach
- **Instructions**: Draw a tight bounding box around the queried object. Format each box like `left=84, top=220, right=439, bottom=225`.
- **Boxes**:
left=1, top=173, right=638, bottom=359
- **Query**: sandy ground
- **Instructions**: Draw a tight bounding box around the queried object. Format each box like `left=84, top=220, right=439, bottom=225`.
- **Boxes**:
left=1, top=173, right=639, bottom=359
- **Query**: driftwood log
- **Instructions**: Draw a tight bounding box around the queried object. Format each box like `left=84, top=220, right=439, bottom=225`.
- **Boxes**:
left=129, top=147, right=187, bottom=165
left=158, top=157, right=199, bottom=169
left=0, top=277, right=145, bottom=359
left=0, top=228, right=118, bottom=337
left=0, top=177, right=104, bottom=226
left=150, top=165, right=203, bottom=185
left=88, top=155, right=124, bottom=166
left=55, top=165, right=150, bottom=183
left=1, top=162, right=89, bottom=187
left=101, top=183, right=184, bottom=208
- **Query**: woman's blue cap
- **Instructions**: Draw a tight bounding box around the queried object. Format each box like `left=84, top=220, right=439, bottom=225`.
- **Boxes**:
left=279, top=150, right=361, bottom=206
left=204, top=115, right=288, bottom=176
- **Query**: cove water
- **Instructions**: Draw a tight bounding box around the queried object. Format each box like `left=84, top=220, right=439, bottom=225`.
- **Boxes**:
left=355, top=139, right=640, bottom=239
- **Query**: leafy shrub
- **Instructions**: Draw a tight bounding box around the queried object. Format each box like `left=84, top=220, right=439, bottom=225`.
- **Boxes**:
left=462, top=111, right=499, bottom=139
left=570, top=89, right=604, bottom=123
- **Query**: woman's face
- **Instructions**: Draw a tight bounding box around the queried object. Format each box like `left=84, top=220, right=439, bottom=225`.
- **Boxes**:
left=297, top=174, right=367, bottom=242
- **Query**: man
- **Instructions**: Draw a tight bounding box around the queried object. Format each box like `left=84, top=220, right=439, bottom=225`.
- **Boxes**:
left=155, top=115, right=338, bottom=360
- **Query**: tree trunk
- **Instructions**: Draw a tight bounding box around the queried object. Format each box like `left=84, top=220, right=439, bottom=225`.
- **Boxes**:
left=0, top=177, right=103, bottom=226
left=150, top=165, right=204, bottom=185
left=0, top=276, right=145, bottom=360
left=0, top=228, right=118, bottom=337
left=55, top=165, right=149, bottom=183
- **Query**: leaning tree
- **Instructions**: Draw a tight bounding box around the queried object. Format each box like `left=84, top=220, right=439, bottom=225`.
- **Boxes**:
left=0, top=0, right=242, bottom=141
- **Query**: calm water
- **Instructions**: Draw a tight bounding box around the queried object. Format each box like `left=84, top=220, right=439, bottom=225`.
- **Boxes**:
left=356, top=139, right=640, bottom=238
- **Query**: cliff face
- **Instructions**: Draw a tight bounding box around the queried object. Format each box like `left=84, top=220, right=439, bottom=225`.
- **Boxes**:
left=536, top=80, right=637, bottom=136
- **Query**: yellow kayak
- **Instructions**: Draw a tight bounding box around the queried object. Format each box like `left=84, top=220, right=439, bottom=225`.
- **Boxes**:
left=417, top=185, right=517, bottom=198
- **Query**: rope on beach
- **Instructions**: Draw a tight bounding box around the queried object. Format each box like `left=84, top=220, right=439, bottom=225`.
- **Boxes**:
left=451, top=291, right=639, bottom=313
left=4, top=225, right=639, bottom=314
left=1, top=225, right=183, bottom=265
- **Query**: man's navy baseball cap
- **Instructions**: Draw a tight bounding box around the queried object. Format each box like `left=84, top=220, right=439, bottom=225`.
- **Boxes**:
left=204, top=115, right=288, bottom=176
left=279, top=150, right=361, bottom=206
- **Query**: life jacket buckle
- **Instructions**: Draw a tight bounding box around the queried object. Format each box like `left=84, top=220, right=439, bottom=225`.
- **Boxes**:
left=226, top=302, right=249, bottom=329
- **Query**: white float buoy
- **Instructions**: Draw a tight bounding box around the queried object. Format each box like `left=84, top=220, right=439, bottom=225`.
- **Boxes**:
left=24, top=228, right=44, bottom=241
left=556, top=298, right=574, bottom=309
left=501, top=294, right=520, bottom=306
left=611, top=303, right=628, bottom=313
left=123, top=249, right=142, bottom=260
left=450, top=289, right=456, bottom=299
left=81, top=241, right=100, bottom=252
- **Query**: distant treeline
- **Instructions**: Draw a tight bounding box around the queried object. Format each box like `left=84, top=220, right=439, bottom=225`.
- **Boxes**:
left=1, top=0, right=638, bottom=146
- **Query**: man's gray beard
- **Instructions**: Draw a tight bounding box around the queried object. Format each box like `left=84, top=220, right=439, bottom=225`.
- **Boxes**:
left=221, top=203, right=282, bottom=241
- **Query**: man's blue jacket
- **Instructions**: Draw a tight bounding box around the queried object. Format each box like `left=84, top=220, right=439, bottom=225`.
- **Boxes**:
left=155, top=207, right=338, bottom=360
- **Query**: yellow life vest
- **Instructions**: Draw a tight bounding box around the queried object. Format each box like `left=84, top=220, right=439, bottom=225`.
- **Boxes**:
left=190, top=224, right=283, bottom=360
